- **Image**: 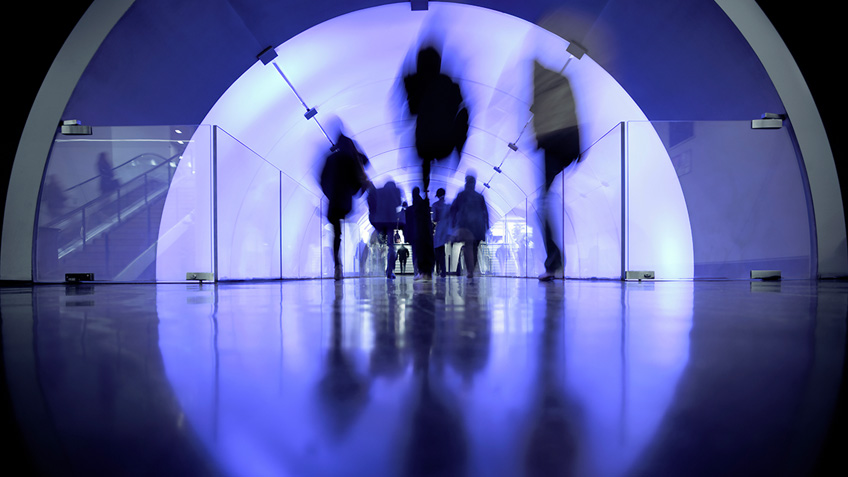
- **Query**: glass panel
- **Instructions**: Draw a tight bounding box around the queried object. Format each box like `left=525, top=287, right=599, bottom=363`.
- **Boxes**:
left=154, top=125, right=215, bottom=281
left=280, top=173, right=324, bottom=279
left=341, top=205, right=368, bottom=277
left=215, top=128, right=282, bottom=280
left=558, top=123, right=623, bottom=279
left=626, top=121, right=813, bottom=279
left=488, top=208, right=521, bottom=277
left=35, top=125, right=209, bottom=282
left=499, top=200, right=530, bottom=277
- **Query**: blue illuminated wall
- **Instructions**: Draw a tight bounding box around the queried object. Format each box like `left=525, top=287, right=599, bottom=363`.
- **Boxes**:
left=7, top=0, right=839, bottom=280
left=153, top=4, right=693, bottom=280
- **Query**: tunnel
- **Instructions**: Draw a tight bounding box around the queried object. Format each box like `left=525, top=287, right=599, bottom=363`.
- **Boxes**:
left=3, top=0, right=845, bottom=282
left=3, top=3, right=848, bottom=476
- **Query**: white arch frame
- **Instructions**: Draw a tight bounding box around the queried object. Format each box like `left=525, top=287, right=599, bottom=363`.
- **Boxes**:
left=3, top=0, right=843, bottom=280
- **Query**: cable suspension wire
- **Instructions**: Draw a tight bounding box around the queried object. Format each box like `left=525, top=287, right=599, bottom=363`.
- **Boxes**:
left=272, top=61, right=335, bottom=149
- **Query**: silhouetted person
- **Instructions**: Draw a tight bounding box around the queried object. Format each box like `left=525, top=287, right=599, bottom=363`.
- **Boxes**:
left=355, top=239, right=369, bottom=276
left=97, top=152, right=119, bottom=195
left=449, top=174, right=489, bottom=280
left=405, top=189, right=420, bottom=276
left=320, top=132, right=371, bottom=280
left=398, top=245, right=410, bottom=274
left=432, top=188, right=451, bottom=278
left=367, top=181, right=403, bottom=279
left=404, top=45, right=469, bottom=194
left=532, top=60, right=581, bottom=281
left=496, top=243, right=509, bottom=275
left=412, top=187, right=434, bottom=280
left=42, top=174, right=68, bottom=219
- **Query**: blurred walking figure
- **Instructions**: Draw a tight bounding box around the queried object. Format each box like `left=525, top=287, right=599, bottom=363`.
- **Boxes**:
left=398, top=244, right=410, bottom=274
left=355, top=239, right=370, bottom=276
left=412, top=187, right=434, bottom=280
left=432, top=188, right=451, bottom=278
left=532, top=60, right=581, bottom=281
left=496, top=243, right=509, bottom=275
left=449, top=174, right=489, bottom=280
left=97, top=152, right=119, bottom=195
left=320, top=131, right=371, bottom=280
left=367, top=181, right=404, bottom=279
left=403, top=45, right=469, bottom=194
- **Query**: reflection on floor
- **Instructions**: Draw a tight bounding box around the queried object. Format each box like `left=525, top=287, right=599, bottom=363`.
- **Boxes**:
left=1, top=278, right=846, bottom=476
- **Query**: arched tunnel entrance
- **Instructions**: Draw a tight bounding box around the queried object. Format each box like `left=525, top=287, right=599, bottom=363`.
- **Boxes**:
left=31, top=2, right=817, bottom=283
left=153, top=3, right=696, bottom=282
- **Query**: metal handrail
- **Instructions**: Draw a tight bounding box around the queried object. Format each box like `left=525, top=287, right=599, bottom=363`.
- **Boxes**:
left=59, top=152, right=171, bottom=196
left=45, top=153, right=179, bottom=230
left=45, top=154, right=181, bottom=258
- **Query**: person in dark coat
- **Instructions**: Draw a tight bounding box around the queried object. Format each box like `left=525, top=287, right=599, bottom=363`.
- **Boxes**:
left=412, top=188, right=435, bottom=280
left=320, top=132, right=371, bottom=280
left=403, top=45, right=469, bottom=194
left=431, top=188, right=451, bottom=278
left=398, top=245, right=410, bottom=274
left=97, top=152, right=119, bottom=195
left=367, top=181, right=403, bottom=279
left=449, top=174, right=489, bottom=280
left=404, top=191, right=418, bottom=277
left=532, top=60, right=581, bottom=281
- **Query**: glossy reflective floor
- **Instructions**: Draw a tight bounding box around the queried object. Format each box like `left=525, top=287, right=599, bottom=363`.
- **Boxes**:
left=1, top=277, right=846, bottom=476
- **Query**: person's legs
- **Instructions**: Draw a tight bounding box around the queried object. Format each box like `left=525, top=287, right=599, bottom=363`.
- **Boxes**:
left=464, top=240, right=476, bottom=278
left=329, top=214, right=343, bottom=280
left=539, top=128, right=580, bottom=280
left=542, top=213, right=562, bottom=274
left=416, top=202, right=434, bottom=279
left=435, top=245, right=446, bottom=277
left=382, top=228, right=397, bottom=278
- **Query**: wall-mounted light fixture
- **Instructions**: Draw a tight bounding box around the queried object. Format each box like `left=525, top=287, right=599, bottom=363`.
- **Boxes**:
left=60, top=119, right=91, bottom=135
left=751, top=113, right=784, bottom=129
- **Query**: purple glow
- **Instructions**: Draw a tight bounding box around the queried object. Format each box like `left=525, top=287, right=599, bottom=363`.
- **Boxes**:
left=156, top=280, right=693, bottom=476
left=155, top=3, right=693, bottom=281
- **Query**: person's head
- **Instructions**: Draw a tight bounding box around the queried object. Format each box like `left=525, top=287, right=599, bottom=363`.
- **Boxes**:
left=417, top=46, right=441, bottom=75
left=436, top=188, right=445, bottom=199
left=465, top=174, right=476, bottom=190
left=412, top=186, right=420, bottom=197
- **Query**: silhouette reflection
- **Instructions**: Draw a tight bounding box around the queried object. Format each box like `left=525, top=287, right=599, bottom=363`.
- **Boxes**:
left=445, top=277, right=491, bottom=386
left=3, top=281, right=844, bottom=476
left=523, top=283, right=582, bottom=476
left=316, top=283, right=370, bottom=439
left=402, top=284, right=468, bottom=477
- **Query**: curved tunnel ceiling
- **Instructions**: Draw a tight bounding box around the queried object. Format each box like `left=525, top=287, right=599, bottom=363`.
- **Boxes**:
left=156, top=2, right=694, bottom=280
left=3, top=0, right=844, bottom=280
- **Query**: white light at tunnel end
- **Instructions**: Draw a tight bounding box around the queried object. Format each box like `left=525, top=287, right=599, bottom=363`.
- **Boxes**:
left=157, top=2, right=693, bottom=282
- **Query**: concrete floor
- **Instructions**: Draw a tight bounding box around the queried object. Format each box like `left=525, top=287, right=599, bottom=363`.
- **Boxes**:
left=1, top=277, right=846, bottom=476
